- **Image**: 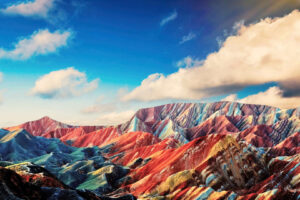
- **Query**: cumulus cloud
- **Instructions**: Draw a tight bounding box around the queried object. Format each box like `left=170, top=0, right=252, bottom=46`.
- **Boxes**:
left=30, top=67, right=99, bottom=99
left=1, top=0, right=56, bottom=19
left=122, top=10, right=300, bottom=104
left=179, top=32, right=196, bottom=44
left=160, top=10, right=177, bottom=26
left=0, top=29, right=71, bottom=60
left=223, top=87, right=300, bottom=109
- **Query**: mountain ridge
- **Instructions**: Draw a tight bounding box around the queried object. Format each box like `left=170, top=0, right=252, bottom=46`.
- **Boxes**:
left=5, top=101, right=300, bottom=146
left=1, top=101, right=300, bottom=199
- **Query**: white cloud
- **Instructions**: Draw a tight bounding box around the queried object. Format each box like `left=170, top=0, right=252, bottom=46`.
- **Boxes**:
left=176, top=56, right=203, bottom=68
left=81, top=96, right=116, bottom=114
left=216, top=20, right=245, bottom=47
left=232, top=20, right=245, bottom=32
left=222, top=94, right=238, bottom=102
left=122, top=10, right=300, bottom=106
left=1, top=0, right=56, bottom=19
left=65, top=110, right=135, bottom=126
left=160, top=10, right=177, bottom=26
left=223, top=87, right=300, bottom=109
left=81, top=104, right=114, bottom=114
left=0, top=72, right=2, bottom=82
left=0, top=29, right=71, bottom=60
left=95, top=110, right=135, bottom=125
left=30, top=67, right=99, bottom=99
left=179, top=32, right=196, bottom=44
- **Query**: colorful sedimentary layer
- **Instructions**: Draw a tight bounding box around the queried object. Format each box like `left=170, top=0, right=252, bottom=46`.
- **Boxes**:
left=6, top=116, right=103, bottom=138
left=1, top=101, right=300, bottom=199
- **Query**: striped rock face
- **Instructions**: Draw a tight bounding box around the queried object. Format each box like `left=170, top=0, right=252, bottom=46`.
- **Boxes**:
left=1, top=102, right=300, bottom=199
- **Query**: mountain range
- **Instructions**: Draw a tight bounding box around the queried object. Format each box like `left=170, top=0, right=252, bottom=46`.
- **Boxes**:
left=1, top=102, right=300, bottom=199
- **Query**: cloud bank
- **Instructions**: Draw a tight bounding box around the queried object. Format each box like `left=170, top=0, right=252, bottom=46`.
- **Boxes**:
left=1, top=0, right=56, bottom=19
left=31, top=67, right=99, bottom=99
left=160, top=10, right=177, bottom=26
left=223, top=87, right=300, bottom=109
left=122, top=10, right=300, bottom=109
left=0, top=29, right=71, bottom=60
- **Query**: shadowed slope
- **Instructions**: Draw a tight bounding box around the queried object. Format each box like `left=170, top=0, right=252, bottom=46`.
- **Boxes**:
left=0, top=129, right=136, bottom=199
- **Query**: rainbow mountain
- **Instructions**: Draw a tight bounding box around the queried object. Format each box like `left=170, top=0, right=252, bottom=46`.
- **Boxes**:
left=1, top=102, right=300, bottom=199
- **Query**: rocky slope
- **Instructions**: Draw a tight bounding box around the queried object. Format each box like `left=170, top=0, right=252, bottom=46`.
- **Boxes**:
left=1, top=102, right=300, bottom=199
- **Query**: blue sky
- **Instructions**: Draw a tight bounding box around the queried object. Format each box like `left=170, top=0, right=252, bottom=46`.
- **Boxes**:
left=1, top=0, right=300, bottom=126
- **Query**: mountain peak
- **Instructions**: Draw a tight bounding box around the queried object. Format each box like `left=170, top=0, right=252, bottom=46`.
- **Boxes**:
left=39, top=116, right=56, bottom=122
left=5, top=116, right=74, bottom=137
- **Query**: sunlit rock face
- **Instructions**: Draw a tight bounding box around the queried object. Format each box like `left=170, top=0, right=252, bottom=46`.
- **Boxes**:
left=1, top=102, right=300, bottom=199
